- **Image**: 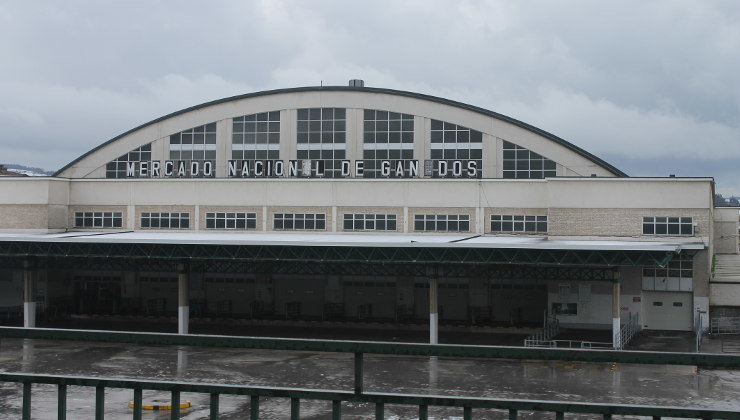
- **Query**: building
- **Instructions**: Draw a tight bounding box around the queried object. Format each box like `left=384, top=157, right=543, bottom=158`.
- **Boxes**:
left=1, top=81, right=737, bottom=345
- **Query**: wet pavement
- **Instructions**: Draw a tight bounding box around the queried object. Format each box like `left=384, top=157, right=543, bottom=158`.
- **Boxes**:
left=0, top=329, right=740, bottom=419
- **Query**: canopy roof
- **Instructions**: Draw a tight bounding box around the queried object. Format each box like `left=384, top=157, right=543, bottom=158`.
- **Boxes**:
left=0, top=232, right=704, bottom=268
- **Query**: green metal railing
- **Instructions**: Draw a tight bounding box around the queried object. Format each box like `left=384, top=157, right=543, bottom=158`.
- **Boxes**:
left=2, top=327, right=740, bottom=418
left=3, top=372, right=740, bottom=420
left=2, top=326, right=740, bottom=367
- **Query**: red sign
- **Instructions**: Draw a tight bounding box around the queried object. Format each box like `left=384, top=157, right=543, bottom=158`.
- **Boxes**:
left=633, top=297, right=641, bottom=302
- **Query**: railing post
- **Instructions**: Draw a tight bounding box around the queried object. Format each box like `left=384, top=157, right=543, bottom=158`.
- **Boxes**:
left=95, top=385, right=105, bottom=420
left=250, top=395, right=259, bottom=420
left=375, top=402, right=384, bottom=419
left=171, top=390, right=180, bottom=420
left=290, top=397, right=300, bottom=420
left=509, top=408, right=517, bottom=419
left=57, top=383, right=67, bottom=420
left=210, top=393, right=219, bottom=420
left=556, top=411, right=564, bottom=420
left=604, top=414, right=612, bottom=420
left=354, top=352, right=364, bottom=394
left=332, top=400, right=341, bottom=420
left=22, top=382, right=31, bottom=420
left=463, top=406, right=472, bottom=420
left=419, top=404, right=428, bottom=420
left=133, top=388, right=143, bottom=420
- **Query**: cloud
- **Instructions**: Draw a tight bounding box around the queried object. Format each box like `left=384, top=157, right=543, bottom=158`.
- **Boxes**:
left=0, top=0, right=739, bottom=192
left=0, top=75, right=256, bottom=170
left=493, top=86, right=740, bottom=160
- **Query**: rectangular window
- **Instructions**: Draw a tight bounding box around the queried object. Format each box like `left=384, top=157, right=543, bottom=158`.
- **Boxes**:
left=552, top=302, right=577, bottom=315
left=413, top=214, right=470, bottom=232
left=491, top=214, right=547, bottom=233
left=140, top=212, right=190, bottom=229
left=168, top=123, right=217, bottom=178
left=74, top=212, right=123, bottom=228
left=363, top=110, right=414, bottom=178
left=502, top=141, right=556, bottom=179
left=232, top=111, right=281, bottom=166
left=429, top=119, right=482, bottom=178
left=105, top=144, right=152, bottom=178
left=642, top=216, right=693, bottom=236
left=342, top=214, right=397, bottom=231
left=642, top=256, right=693, bottom=291
left=273, top=213, right=326, bottom=230
left=296, top=108, right=346, bottom=178
left=205, top=212, right=257, bottom=230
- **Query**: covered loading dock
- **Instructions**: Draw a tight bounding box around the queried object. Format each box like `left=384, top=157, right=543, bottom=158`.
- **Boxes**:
left=0, top=231, right=703, bottom=345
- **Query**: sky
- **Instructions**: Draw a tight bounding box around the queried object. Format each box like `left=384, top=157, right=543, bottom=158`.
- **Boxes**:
left=1, top=1, right=739, bottom=194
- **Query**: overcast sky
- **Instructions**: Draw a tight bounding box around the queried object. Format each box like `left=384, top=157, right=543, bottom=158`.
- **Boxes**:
left=1, top=1, right=739, bottom=193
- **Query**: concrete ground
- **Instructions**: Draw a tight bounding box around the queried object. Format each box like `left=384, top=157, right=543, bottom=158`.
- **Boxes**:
left=1, top=323, right=740, bottom=419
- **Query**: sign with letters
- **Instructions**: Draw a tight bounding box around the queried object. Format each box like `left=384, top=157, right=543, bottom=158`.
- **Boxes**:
left=122, top=159, right=479, bottom=179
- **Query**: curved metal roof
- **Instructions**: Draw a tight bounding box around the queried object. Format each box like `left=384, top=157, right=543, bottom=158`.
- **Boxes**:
left=55, top=86, right=627, bottom=177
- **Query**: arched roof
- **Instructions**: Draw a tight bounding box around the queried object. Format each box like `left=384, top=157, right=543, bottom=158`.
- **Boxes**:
left=54, top=86, right=627, bottom=177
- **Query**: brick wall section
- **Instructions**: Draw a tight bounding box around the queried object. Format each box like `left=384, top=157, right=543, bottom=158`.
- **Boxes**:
left=0, top=205, right=48, bottom=229
left=548, top=208, right=710, bottom=237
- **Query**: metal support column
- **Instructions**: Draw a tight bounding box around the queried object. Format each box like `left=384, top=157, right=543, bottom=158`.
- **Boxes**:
left=428, top=265, right=439, bottom=345
left=178, top=261, right=190, bottom=335
left=23, top=259, right=35, bottom=328
left=612, top=270, right=621, bottom=349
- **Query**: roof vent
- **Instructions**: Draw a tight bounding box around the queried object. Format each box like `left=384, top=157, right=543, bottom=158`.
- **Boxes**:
left=669, top=174, right=676, bottom=177
left=349, top=79, right=365, bottom=87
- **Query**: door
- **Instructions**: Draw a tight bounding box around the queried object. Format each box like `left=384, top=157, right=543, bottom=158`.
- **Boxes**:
left=643, top=291, right=692, bottom=331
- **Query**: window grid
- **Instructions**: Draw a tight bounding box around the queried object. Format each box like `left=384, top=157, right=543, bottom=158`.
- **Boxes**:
left=169, top=123, right=217, bottom=162
left=74, top=212, right=123, bottom=228
left=232, top=112, right=280, bottom=161
left=430, top=120, right=483, bottom=178
left=491, top=215, right=547, bottom=233
left=343, top=213, right=397, bottom=231
left=502, top=141, right=556, bottom=179
left=363, top=110, right=414, bottom=178
left=642, top=258, right=693, bottom=280
left=296, top=108, right=346, bottom=178
left=413, top=214, right=470, bottom=232
left=141, top=212, right=190, bottom=229
left=205, top=212, right=257, bottom=230
left=642, top=217, right=693, bottom=235
left=105, top=144, right=152, bottom=178
left=273, top=213, right=326, bottom=230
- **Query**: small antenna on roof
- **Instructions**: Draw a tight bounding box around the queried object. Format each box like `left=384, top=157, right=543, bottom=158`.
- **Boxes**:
left=320, top=80, right=323, bottom=87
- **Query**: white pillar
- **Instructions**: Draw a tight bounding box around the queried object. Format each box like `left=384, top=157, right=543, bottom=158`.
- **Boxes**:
left=177, top=348, right=188, bottom=378
left=612, top=272, right=621, bottom=349
left=23, top=260, right=36, bottom=329
left=429, top=267, right=439, bottom=345
left=178, top=262, right=190, bottom=335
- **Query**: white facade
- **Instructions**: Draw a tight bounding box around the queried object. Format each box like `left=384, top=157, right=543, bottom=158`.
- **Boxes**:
left=0, top=84, right=736, bottom=335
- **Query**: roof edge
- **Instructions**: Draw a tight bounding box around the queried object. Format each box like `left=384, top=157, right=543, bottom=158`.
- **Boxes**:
left=55, top=86, right=627, bottom=177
